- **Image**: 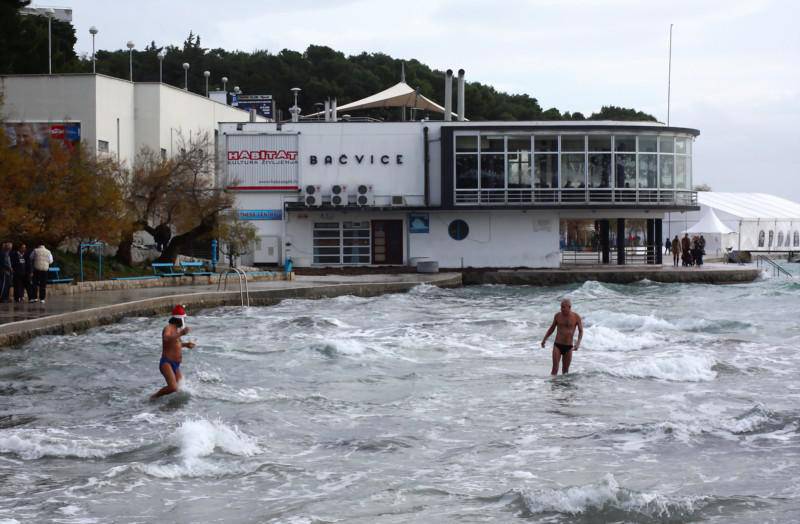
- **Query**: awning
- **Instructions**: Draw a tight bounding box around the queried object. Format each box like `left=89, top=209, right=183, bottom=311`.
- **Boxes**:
left=307, top=81, right=462, bottom=118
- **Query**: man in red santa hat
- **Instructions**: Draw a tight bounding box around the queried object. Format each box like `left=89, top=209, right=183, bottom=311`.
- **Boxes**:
left=151, top=304, right=196, bottom=399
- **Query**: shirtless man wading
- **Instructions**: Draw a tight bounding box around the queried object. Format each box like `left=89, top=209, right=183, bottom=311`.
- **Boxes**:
left=151, top=304, right=196, bottom=399
left=540, top=298, right=584, bottom=375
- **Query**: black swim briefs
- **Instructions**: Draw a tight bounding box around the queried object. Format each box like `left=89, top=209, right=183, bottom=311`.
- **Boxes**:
left=554, top=342, right=573, bottom=355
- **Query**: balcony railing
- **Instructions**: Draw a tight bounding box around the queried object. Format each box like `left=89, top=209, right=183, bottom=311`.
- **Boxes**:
left=454, top=188, right=697, bottom=206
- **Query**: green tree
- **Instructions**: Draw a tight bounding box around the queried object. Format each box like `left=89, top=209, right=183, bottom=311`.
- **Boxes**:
left=214, top=210, right=258, bottom=268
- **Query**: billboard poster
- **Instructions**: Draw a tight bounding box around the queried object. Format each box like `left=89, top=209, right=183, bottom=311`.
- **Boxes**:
left=233, top=94, right=273, bottom=119
left=226, top=133, right=299, bottom=190
left=4, top=122, right=81, bottom=149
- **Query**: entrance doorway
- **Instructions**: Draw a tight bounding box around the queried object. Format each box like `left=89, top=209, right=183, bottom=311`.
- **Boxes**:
left=372, top=220, right=403, bottom=264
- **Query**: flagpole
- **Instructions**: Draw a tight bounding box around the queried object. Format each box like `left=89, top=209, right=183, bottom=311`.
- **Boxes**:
left=667, top=24, right=673, bottom=126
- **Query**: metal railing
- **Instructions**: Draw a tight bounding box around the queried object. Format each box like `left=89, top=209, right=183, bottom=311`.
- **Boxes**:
left=455, top=188, right=697, bottom=206
left=560, top=245, right=658, bottom=266
left=216, top=267, right=251, bottom=307
left=756, top=255, right=793, bottom=278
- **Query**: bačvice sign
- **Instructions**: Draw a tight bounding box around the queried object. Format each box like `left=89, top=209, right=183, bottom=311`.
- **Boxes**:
left=225, top=134, right=299, bottom=191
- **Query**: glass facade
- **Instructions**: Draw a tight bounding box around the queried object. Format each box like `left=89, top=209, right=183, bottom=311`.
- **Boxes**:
left=454, top=131, right=695, bottom=198
left=313, top=222, right=371, bottom=265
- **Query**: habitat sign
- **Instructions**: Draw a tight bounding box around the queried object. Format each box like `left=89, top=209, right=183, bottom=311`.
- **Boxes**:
left=225, top=134, right=299, bottom=190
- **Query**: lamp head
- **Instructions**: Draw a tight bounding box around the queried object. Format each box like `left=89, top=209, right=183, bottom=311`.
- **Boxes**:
left=89, top=26, right=98, bottom=35
left=221, top=76, right=228, bottom=83
left=182, top=62, right=190, bottom=70
left=203, top=70, right=210, bottom=78
left=126, top=41, right=134, bottom=50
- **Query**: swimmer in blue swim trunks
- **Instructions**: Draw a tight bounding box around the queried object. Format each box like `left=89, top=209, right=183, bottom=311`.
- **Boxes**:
left=540, top=298, right=583, bottom=375
left=151, top=304, right=196, bottom=399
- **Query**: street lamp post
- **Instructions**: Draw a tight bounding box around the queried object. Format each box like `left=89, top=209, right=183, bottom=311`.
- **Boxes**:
left=221, top=76, right=228, bottom=94
left=126, top=41, right=134, bottom=81
left=182, top=62, right=190, bottom=90
left=89, top=26, right=98, bottom=73
left=45, top=8, right=54, bottom=74
left=203, top=70, right=210, bottom=97
left=157, top=50, right=166, bottom=83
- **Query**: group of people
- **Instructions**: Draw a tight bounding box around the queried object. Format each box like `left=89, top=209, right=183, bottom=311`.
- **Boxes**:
left=0, top=242, right=54, bottom=304
left=666, top=234, right=706, bottom=267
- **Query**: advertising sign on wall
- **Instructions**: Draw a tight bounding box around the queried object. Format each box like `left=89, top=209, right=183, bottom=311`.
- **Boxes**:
left=408, top=213, right=430, bottom=233
left=238, top=209, right=283, bottom=221
left=232, top=94, right=273, bottom=119
left=4, top=122, right=81, bottom=149
left=226, top=133, right=299, bottom=190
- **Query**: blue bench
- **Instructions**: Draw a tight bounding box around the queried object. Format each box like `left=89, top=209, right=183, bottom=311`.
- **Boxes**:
left=47, top=266, right=74, bottom=284
left=151, top=262, right=185, bottom=277
left=179, top=261, right=213, bottom=276
left=111, top=275, right=160, bottom=281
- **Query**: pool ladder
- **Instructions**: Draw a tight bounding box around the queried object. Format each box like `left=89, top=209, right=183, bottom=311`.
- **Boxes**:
left=216, top=267, right=251, bottom=307
left=755, top=255, right=793, bottom=278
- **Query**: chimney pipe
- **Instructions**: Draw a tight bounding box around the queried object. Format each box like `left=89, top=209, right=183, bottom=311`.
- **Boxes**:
left=444, top=69, right=453, bottom=122
left=249, top=109, right=256, bottom=123
left=457, top=69, right=465, bottom=121
left=332, top=97, right=337, bottom=122
left=324, top=99, right=330, bottom=122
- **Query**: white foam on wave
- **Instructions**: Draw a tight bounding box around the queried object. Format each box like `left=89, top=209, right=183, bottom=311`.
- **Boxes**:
left=520, top=473, right=702, bottom=517
left=594, top=352, right=717, bottom=381
left=565, top=281, right=623, bottom=300
left=582, top=325, right=665, bottom=351
left=0, top=428, right=134, bottom=460
left=588, top=310, right=675, bottom=331
left=139, top=418, right=260, bottom=478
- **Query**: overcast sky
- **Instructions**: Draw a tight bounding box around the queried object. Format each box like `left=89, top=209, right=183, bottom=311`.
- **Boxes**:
left=64, top=0, right=800, bottom=201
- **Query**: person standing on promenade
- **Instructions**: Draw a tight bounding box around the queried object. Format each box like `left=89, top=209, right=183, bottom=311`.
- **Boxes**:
left=671, top=235, right=680, bottom=267
left=664, top=237, right=671, bottom=255
left=540, top=298, right=584, bottom=375
left=10, top=243, right=29, bottom=303
left=0, top=242, right=12, bottom=303
left=30, top=243, right=53, bottom=303
left=681, top=233, right=691, bottom=267
left=151, top=305, right=196, bottom=399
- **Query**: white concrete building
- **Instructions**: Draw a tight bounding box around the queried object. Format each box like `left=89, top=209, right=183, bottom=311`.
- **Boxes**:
left=1, top=73, right=262, bottom=166
left=219, top=120, right=700, bottom=268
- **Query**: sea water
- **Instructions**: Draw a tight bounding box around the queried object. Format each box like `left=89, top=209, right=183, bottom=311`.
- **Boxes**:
left=1, top=268, right=799, bottom=523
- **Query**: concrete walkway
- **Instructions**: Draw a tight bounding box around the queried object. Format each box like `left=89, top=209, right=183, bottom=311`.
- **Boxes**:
left=0, top=273, right=462, bottom=348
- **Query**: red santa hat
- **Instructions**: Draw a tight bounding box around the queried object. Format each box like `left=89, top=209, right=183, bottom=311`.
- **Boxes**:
left=171, top=304, right=186, bottom=318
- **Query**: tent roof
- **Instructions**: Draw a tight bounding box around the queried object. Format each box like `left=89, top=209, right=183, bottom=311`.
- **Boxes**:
left=684, top=207, right=735, bottom=234
left=698, top=192, right=800, bottom=220
left=307, top=81, right=462, bottom=118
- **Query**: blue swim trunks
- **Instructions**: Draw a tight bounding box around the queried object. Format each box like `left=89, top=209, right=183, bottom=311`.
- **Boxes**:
left=159, top=357, right=180, bottom=374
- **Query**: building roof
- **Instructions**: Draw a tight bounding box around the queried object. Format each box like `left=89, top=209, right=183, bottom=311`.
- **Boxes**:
left=307, top=81, right=461, bottom=118
left=698, top=192, right=800, bottom=220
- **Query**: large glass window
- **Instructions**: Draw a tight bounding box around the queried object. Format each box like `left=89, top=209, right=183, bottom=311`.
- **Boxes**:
left=659, top=136, right=675, bottom=154
left=534, top=154, right=558, bottom=188
left=481, top=154, right=505, bottom=188
left=455, top=155, right=478, bottom=188
left=588, top=153, right=611, bottom=188
left=561, top=154, right=586, bottom=188
left=639, top=136, right=657, bottom=153
left=480, top=135, right=505, bottom=152
left=561, top=135, right=585, bottom=152
left=507, top=137, right=531, bottom=188
left=615, top=136, right=636, bottom=152
left=342, top=222, right=370, bottom=264
left=659, top=155, right=674, bottom=189
left=615, top=154, right=636, bottom=188
left=534, top=135, right=558, bottom=152
left=675, top=156, right=689, bottom=189
left=638, top=154, right=657, bottom=188
left=455, top=135, right=478, bottom=152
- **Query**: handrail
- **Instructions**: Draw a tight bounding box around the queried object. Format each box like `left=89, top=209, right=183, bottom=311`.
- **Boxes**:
left=216, top=267, right=251, bottom=306
left=454, top=188, right=697, bottom=206
left=756, top=255, right=793, bottom=278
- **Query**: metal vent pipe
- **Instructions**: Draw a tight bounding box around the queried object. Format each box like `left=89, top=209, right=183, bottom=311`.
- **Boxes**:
left=324, top=99, right=330, bottom=122
left=444, top=69, right=453, bottom=121
left=332, top=97, right=337, bottom=122
left=457, top=69, right=465, bottom=121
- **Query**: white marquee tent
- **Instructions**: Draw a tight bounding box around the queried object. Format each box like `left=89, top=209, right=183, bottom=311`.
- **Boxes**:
left=681, top=207, right=737, bottom=257
left=665, top=192, right=800, bottom=254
